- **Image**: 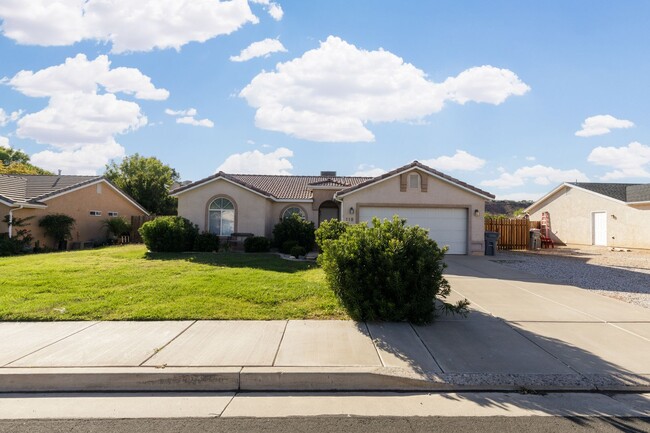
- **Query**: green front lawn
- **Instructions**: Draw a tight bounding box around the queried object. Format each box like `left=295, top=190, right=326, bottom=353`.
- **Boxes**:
left=0, top=245, right=346, bottom=321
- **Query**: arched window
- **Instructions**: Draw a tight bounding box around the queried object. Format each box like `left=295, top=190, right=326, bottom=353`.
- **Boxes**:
left=282, top=206, right=306, bottom=220
left=408, top=173, right=421, bottom=189
left=208, top=198, right=235, bottom=236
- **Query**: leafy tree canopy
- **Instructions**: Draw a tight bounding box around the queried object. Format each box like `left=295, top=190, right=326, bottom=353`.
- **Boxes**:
left=104, top=154, right=179, bottom=215
left=0, top=147, right=52, bottom=175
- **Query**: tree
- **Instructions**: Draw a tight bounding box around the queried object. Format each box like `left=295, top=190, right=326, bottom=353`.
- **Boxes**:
left=0, top=147, right=52, bottom=175
left=104, top=154, right=179, bottom=215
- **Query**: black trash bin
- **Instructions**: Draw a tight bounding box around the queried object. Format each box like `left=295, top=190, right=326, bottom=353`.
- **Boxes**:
left=484, top=231, right=499, bottom=256
left=529, top=229, right=541, bottom=250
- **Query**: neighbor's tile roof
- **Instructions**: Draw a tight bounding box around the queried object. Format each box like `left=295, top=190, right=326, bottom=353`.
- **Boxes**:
left=573, top=182, right=650, bottom=202
left=0, top=174, right=100, bottom=204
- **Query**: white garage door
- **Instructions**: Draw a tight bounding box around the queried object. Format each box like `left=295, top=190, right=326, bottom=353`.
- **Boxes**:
left=359, top=207, right=468, bottom=254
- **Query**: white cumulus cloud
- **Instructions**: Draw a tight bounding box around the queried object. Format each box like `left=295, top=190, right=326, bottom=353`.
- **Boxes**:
left=481, top=165, right=589, bottom=189
left=0, top=136, right=9, bottom=148
left=250, top=0, right=283, bottom=20
left=8, top=54, right=166, bottom=174
left=240, top=36, right=529, bottom=142
left=588, top=141, right=650, bottom=180
left=166, top=107, right=214, bottom=128
left=352, top=164, right=386, bottom=177
left=0, top=108, right=24, bottom=126
left=575, top=114, right=634, bottom=137
left=421, top=150, right=485, bottom=172
left=0, top=0, right=258, bottom=53
left=217, top=147, right=293, bottom=174
left=230, top=38, right=287, bottom=62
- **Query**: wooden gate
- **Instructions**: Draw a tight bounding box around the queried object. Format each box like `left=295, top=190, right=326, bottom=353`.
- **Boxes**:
left=484, top=218, right=540, bottom=250
left=130, top=215, right=156, bottom=243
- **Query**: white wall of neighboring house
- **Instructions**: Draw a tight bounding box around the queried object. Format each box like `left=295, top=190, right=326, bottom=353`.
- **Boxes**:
left=528, top=186, right=650, bottom=249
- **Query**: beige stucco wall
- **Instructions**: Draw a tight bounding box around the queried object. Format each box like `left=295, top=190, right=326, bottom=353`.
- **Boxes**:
left=528, top=186, right=650, bottom=249
left=176, top=178, right=271, bottom=237
left=4, top=181, right=146, bottom=249
left=339, top=169, right=487, bottom=255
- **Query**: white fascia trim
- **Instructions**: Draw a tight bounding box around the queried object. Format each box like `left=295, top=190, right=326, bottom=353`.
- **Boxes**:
left=41, top=179, right=149, bottom=215
left=525, top=182, right=628, bottom=214
left=170, top=176, right=272, bottom=200
left=627, top=200, right=650, bottom=205
left=337, top=166, right=494, bottom=200
left=0, top=198, right=13, bottom=206
left=10, top=202, right=47, bottom=209
left=274, top=199, right=313, bottom=203
left=308, top=185, right=346, bottom=190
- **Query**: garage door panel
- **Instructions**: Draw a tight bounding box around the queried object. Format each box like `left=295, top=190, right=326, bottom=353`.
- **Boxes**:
left=359, top=207, right=467, bottom=254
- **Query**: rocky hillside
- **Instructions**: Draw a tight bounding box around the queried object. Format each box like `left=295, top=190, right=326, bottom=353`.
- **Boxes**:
left=485, top=200, right=533, bottom=217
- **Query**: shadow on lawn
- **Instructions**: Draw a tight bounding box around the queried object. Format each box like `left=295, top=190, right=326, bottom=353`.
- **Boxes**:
left=142, top=251, right=316, bottom=274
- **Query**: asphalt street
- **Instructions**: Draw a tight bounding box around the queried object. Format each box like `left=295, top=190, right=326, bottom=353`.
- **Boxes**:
left=1, top=416, right=649, bottom=433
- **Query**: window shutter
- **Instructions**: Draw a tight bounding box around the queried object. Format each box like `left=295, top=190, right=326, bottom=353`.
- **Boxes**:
left=400, top=174, right=407, bottom=192
left=421, top=175, right=428, bottom=192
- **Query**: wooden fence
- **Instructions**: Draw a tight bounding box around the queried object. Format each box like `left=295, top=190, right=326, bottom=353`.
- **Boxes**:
left=130, top=215, right=156, bottom=243
left=484, top=218, right=541, bottom=250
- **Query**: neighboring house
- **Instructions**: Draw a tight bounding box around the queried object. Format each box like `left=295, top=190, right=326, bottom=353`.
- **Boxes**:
left=526, top=182, right=650, bottom=249
left=171, top=161, right=495, bottom=255
left=0, top=174, right=148, bottom=249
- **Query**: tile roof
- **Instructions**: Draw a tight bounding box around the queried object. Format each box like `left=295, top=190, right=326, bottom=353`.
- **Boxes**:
left=171, top=161, right=495, bottom=201
left=172, top=172, right=372, bottom=200
left=0, top=174, right=101, bottom=205
left=572, top=182, right=650, bottom=203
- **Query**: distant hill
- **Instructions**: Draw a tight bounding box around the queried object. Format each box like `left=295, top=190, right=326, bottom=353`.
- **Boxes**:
left=485, top=200, right=533, bottom=217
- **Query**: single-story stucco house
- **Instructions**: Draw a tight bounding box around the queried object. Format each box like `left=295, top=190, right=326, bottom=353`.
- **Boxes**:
left=171, top=161, right=495, bottom=255
left=0, top=174, right=148, bottom=249
left=525, top=182, right=650, bottom=249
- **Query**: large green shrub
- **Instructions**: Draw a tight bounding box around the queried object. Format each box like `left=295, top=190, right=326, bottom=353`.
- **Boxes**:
left=244, top=236, right=271, bottom=253
left=139, top=216, right=198, bottom=252
left=272, top=213, right=315, bottom=252
left=39, top=213, right=75, bottom=250
left=102, top=216, right=131, bottom=240
left=193, top=232, right=220, bottom=252
left=317, top=216, right=468, bottom=324
left=315, top=219, right=349, bottom=249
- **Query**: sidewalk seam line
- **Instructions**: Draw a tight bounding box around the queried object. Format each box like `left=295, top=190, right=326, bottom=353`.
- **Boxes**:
left=219, top=390, right=239, bottom=417
left=138, top=320, right=197, bottom=367
left=410, top=323, right=445, bottom=374
left=271, top=320, right=289, bottom=366
left=364, top=322, right=385, bottom=367
left=2, top=321, right=100, bottom=367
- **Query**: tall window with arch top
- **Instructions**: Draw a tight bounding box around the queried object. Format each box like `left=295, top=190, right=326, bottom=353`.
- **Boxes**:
left=209, top=197, right=235, bottom=236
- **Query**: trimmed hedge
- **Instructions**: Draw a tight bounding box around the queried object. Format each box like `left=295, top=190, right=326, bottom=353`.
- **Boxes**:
left=273, top=213, right=315, bottom=253
left=193, top=232, right=220, bottom=252
left=244, top=236, right=271, bottom=253
left=139, top=216, right=198, bottom=252
left=289, top=245, right=306, bottom=258
left=317, top=216, right=468, bottom=324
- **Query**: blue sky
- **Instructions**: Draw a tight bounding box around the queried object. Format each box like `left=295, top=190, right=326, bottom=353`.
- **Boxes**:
left=1, top=1, right=649, bottom=200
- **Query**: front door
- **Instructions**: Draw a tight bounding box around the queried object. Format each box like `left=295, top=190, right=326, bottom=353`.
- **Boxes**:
left=318, top=201, right=339, bottom=225
left=592, top=212, right=607, bottom=246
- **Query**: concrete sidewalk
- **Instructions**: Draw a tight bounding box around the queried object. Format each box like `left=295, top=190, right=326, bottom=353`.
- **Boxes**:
left=1, top=256, right=649, bottom=393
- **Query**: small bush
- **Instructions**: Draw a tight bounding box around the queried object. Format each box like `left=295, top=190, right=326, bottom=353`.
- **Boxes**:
left=102, top=217, right=131, bottom=239
left=317, top=216, right=468, bottom=324
left=244, top=236, right=271, bottom=253
left=193, top=232, right=220, bottom=252
left=281, top=240, right=299, bottom=254
left=290, top=245, right=306, bottom=258
left=315, top=219, right=349, bottom=249
left=139, top=216, right=198, bottom=252
left=273, top=213, right=315, bottom=252
left=39, top=213, right=75, bottom=250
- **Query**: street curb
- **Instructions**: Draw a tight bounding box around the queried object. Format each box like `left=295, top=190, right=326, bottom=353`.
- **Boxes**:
left=1, top=367, right=649, bottom=393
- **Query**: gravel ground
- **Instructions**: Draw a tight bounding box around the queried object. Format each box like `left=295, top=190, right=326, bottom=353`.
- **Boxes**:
left=491, top=245, right=650, bottom=310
